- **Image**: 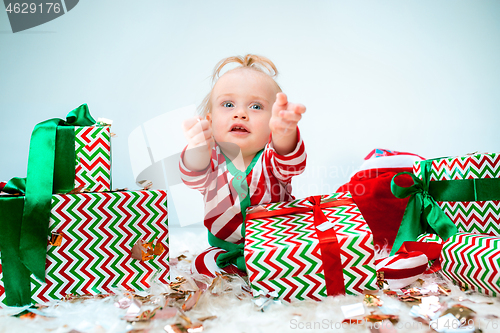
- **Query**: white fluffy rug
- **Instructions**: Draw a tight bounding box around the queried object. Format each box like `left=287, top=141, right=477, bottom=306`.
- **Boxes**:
left=1, top=226, right=500, bottom=333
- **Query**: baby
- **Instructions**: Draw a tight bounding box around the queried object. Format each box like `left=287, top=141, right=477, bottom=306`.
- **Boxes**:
left=180, top=54, right=307, bottom=277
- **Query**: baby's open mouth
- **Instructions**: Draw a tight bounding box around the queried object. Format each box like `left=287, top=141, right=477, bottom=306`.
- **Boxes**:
left=230, top=125, right=249, bottom=133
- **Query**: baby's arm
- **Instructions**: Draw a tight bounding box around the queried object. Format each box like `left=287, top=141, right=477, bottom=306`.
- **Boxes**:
left=269, top=92, right=306, bottom=155
left=181, top=116, right=214, bottom=171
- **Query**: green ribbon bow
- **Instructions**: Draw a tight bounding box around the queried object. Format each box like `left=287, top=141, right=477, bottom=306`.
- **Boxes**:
left=207, top=148, right=264, bottom=272
left=390, top=157, right=500, bottom=255
left=390, top=160, right=458, bottom=256
left=0, top=104, right=95, bottom=306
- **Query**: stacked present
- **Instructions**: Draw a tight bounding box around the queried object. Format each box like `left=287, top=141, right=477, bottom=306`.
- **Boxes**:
left=413, top=153, right=500, bottom=235
left=377, top=152, right=500, bottom=296
left=244, top=191, right=378, bottom=302
left=0, top=105, right=169, bottom=306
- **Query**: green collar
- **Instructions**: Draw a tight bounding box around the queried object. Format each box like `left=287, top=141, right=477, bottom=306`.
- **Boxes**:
left=221, top=147, right=264, bottom=236
left=222, top=148, right=264, bottom=176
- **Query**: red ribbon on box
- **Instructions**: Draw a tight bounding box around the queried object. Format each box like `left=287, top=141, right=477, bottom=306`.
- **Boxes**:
left=246, top=195, right=355, bottom=296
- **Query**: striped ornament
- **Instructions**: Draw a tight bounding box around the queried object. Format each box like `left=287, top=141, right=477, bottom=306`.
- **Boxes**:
left=376, top=237, right=443, bottom=289
left=0, top=190, right=168, bottom=304
left=245, top=191, right=377, bottom=302
left=413, top=153, right=500, bottom=236
left=375, top=252, right=429, bottom=290
left=441, top=233, right=500, bottom=296
left=74, top=126, right=111, bottom=192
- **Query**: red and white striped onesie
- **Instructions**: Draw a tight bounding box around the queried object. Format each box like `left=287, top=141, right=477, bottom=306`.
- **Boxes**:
left=179, top=129, right=307, bottom=277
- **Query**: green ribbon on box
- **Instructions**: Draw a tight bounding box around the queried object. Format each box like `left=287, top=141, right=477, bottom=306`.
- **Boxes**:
left=0, top=104, right=95, bottom=306
left=0, top=196, right=31, bottom=307
left=390, top=158, right=500, bottom=255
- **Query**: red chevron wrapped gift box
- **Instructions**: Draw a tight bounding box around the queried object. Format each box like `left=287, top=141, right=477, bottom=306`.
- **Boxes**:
left=74, top=125, right=112, bottom=192
left=441, top=233, right=500, bottom=296
left=414, top=153, right=500, bottom=236
left=0, top=190, right=168, bottom=304
left=244, top=191, right=377, bottom=302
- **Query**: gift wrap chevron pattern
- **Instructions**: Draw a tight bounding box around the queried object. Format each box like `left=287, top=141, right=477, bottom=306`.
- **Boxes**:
left=74, top=126, right=111, bottom=192
left=0, top=190, right=169, bottom=304
left=441, top=233, right=500, bottom=296
left=245, top=191, right=377, bottom=302
left=414, top=153, right=500, bottom=236
left=416, top=233, right=443, bottom=244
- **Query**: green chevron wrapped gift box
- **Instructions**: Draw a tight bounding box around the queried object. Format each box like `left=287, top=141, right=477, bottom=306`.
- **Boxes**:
left=73, top=125, right=111, bottom=192
left=244, top=191, right=377, bottom=302
left=441, top=233, right=500, bottom=296
left=414, top=152, right=500, bottom=236
left=0, top=190, right=169, bottom=304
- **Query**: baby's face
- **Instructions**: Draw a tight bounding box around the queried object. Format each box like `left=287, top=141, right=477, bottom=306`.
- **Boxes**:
left=208, top=69, right=279, bottom=157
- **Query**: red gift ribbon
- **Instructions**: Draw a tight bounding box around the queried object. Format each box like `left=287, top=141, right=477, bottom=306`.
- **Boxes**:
left=246, top=195, right=354, bottom=296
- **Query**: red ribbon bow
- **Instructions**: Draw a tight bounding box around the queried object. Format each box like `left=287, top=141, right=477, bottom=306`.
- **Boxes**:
left=246, top=195, right=355, bottom=296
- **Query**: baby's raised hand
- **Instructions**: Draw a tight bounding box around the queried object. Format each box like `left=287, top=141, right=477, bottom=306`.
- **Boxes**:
left=182, top=116, right=214, bottom=150
left=269, top=92, right=306, bottom=137
left=182, top=116, right=214, bottom=171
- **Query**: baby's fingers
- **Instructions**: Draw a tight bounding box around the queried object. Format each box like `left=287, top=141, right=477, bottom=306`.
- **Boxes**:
left=189, top=126, right=212, bottom=147
left=289, top=103, right=306, bottom=114
left=182, top=116, right=201, bottom=132
left=279, top=110, right=303, bottom=123
left=184, top=119, right=210, bottom=140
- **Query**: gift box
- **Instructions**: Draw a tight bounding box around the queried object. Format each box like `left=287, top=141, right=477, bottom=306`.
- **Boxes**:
left=26, top=104, right=113, bottom=194
left=377, top=232, right=500, bottom=294
left=73, top=125, right=112, bottom=192
left=390, top=153, right=500, bottom=255
left=416, top=233, right=443, bottom=244
left=0, top=190, right=169, bottom=305
left=440, top=233, right=500, bottom=296
left=414, top=153, right=500, bottom=236
left=244, top=191, right=377, bottom=302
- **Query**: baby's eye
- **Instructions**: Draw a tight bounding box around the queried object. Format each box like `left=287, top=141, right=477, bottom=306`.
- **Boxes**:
left=223, top=102, right=234, bottom=108
left=250, top=104, right=262, bottom=110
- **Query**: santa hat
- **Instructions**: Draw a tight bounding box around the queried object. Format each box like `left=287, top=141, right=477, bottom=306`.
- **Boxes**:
left=337, top=149, right=425, bottom=251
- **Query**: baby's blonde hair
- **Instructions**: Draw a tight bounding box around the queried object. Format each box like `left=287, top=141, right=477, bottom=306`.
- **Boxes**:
left=198, top=54, right=282, bottom=117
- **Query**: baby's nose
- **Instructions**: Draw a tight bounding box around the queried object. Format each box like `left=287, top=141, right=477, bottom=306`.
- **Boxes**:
left=233, top=108, right=248, bottom=119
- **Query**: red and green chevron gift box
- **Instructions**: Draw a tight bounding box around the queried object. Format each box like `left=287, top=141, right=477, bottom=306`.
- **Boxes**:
left=414, top=152, right=500, bottom=236
left=441, top=233, right=500, bottom=296
left=244, top=191, right=377, bottom=302
left=0, top=190, right=169, bottom=304
left=74, top=125, right=112, bottom=192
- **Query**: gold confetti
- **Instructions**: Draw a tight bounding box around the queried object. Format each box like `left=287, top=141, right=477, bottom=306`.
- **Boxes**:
left=182, top=290, right=202, bottom=311
left=364, top=313, right=399, bottom=325
left=164, top=324, right=185, bottom=333
left=376, top=271, right=386, bottom=289
left=20, top=312, right=37, bottom=320
left=442, top=304, right=476, bottom=326
left=154, top=240, right=165, bottom=256
left=49, top=232, right=63, bottom=246
left=364, top=294, right=383, bottom=307
left=68, top=186, right=85, bottom=194
left=342, top=318, right=364, bottom=324
left=131, top=239, right=163, bottom=261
